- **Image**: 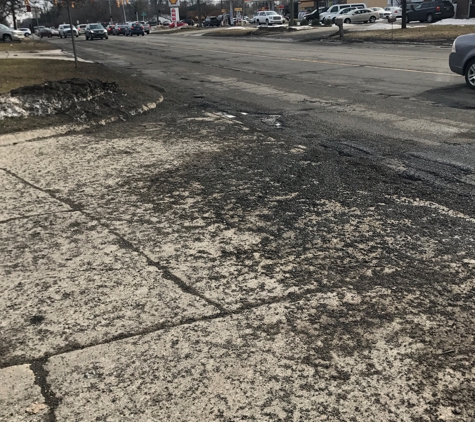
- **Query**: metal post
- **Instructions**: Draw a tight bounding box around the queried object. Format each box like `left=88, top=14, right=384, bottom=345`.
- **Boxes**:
left=289, top=0, right=294, bottom=26
left=197, top=0, right=202, bottom=27
left=401, top=0, right=407, bottom=29
left=66, top=0, right=78, bottom=69
left=34, top=5, right=40, bottom=43
left=122, top=0, right=127, bottom=23
left=108, top=0, right=112, bottom=22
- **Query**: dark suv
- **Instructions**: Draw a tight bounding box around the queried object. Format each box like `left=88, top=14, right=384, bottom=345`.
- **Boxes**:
left=203, top=16, right=220, bottom=27
left=406, top=1, right=454, bottom=23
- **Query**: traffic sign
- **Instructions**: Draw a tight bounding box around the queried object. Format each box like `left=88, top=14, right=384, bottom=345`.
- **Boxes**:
left=234, top=7, right=242, bottom=11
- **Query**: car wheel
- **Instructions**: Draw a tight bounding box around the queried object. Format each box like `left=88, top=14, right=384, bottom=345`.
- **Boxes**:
left=426, top=13, right=434, bottom=23
left=332, top=17, right=336, bottom=23
left=266, top=19, right=269, bottom=25
left=344, top=18, right=351, bottom=23
left=3, top=34, right=12, bottom=42
left=142, top=33, right=144, bottom=36
left=369, top=16, right=376, bottom=23
left=465, top=58, right=475, bottom=90
left=105, top=36, right=108, bottom=39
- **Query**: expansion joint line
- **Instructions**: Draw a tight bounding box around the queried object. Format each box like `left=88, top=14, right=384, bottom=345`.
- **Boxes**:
left=1, top=166, right=226, bottom=313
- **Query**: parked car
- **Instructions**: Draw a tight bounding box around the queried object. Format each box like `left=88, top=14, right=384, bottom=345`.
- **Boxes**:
left=49, top=27, right=60, bottom=37
left=106, top=24, right=115, bottom=34
left=113, top=24, right=128, bottom=35
left=449, top=33, right=475, bottom=89
left=406, top=0, right=454, bottom=23
left=0, top=24, right=23, bottom=41
left=180, top=18, right=195, bottom=26
left=381, top=7, right=403, bottom=19
left=320, top=3, right=366, bottom=21
left=78, top=24, right=87, bottom=35
left=342, top=8, right=380, bottom=23
left=304, top=7, right=328, bottom=21
left=19, top=27, right=31, bottom=37
left=168, top=21, right=189, bottom=28
left=85, top=23, right=108, bottom=40
left=58, top=24, right=78, bottom=37
left=138, top=21, right=151, bottom=33
left=36, top=27, right=55, bottom=38
left=370, top=7, right=386, bottom=17
left=203, top=16, right=220, bottom=27
left=125, top=22, right=145, bottom=36
left=250, top=15, right=258, bottom=23
left=158, top=16, right=171, bottom=26
left=255, top=11, right=285, bottom=25
left=322, top=7, right=358, bottom=23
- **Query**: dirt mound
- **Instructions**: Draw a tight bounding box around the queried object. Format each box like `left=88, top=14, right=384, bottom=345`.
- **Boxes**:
left=0, top=78, right=123, bottom=120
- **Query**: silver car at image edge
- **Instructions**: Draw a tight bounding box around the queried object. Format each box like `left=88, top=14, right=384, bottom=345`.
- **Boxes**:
left=449, top=33, right=475, bottom=89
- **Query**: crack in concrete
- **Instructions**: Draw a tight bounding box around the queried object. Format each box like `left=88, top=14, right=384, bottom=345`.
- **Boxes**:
left=0, top=209, right=76, bottom=225
left=30, top=358, right=60, bottom=422
left=0, top=284, right=334, bottom=370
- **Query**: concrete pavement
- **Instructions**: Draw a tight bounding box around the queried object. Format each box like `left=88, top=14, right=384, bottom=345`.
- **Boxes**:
left=1, top=95, right=475, bottom=420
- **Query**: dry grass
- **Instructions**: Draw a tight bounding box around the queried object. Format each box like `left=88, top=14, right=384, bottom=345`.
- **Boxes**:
left=346, top=24, right=475, bottom=42
left=0, top=60, right=119, bottom=94
left=0, top=37, right=57, bottom=52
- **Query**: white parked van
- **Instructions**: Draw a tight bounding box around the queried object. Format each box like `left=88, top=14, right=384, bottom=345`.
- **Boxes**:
left=320, top=3, right=366, bottom=21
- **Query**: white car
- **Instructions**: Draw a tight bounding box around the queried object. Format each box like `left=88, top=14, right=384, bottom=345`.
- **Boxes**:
left=77, top=24, right=87, bottom=35
left=382, top=6, right=403, bottom=19
left=342, top=8, right=380, bottom=23
left=322, top=7, right=357, bottom=23
left=0, top=24, right=23, bottom=42
left=19, top=27, right=31, bottom=37
left=58, top=24, right=78, bottom=38
left=255, top=11, right=285, bottom=25
left=370, top=7, right=386, bottom=18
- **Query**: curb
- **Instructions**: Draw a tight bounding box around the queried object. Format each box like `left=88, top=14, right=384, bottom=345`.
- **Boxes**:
left=0, top=96, right=164, bottom=147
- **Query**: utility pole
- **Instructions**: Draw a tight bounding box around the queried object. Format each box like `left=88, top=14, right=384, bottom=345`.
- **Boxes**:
left=401, top=0, right=406, bottom=29
left=289, top=0, right=294, bottom=26
left=122, top=0, right=127, bottom=22
left=108, top=0, right=112, bottom=22
left=65, top=0, right=78, bottom=68
left=197, top=0, right=201, bottom=26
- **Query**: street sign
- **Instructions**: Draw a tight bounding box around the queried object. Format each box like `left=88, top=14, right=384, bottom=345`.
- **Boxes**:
left=142, top=12, right=146, bottom=16
left=234, top=7, right=242, bottom=11
left=278, top=5, right=284, bottom=8
left=221, top=9, right=228, bottom=12
left=168, top=0, right=180, bottom=7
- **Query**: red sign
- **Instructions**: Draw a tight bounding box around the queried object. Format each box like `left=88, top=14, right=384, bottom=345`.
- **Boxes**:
left=278, top=5, right=284, bottom=8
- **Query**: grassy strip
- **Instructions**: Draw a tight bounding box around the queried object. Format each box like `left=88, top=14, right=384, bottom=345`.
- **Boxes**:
left=345, top=24, right=475, bottom=42
left=0, top=38, right=57, bottom=52
left=0, top=60, right=117, bottom=94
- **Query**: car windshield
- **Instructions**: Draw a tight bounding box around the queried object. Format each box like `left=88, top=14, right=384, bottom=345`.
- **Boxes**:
left=90, top=24, right=102, bottom=29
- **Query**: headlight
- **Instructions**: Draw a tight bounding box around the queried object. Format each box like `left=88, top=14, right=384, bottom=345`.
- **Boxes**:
left=451, top=40, right=456, bottom=53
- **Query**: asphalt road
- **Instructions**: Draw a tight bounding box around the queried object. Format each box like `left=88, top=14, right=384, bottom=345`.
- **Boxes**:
left=1, top=33, right=475, bottom=421
left=55, top=33, right=475, bottom=198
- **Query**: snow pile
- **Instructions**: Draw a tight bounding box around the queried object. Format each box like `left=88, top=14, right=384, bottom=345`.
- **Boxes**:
left=0, top=79, right=120, bottom=119
left=433, top=18, right=475, bottom=25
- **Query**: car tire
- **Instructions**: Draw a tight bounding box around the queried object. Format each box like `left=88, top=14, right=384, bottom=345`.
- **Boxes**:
left=369, top=16, right=376, bottom=23
left=105, top=36, right=108, bottom=39
left=266, top=19, right=269, bottom=25
left=426, top=13, right=434, bottom=23
left=464, top=58, right=475, bottom=90
left=142, top=33, right=144, bottom=36
left=344, top=18, right=351, bottom=23
left=3, top=34, right=12, bottom=42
